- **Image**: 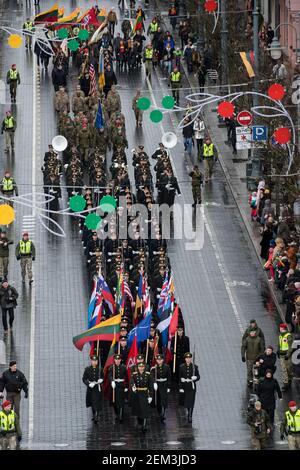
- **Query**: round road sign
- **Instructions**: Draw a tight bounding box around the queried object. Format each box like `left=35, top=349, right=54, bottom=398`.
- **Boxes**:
left=237, top=110, right=253, bottom=126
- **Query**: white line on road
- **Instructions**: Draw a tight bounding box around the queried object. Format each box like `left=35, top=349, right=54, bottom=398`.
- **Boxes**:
left=28, top=45, right=37, bottom=448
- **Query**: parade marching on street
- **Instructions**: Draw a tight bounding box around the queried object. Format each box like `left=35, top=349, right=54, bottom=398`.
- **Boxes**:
left=0, top=0, right=300, bottom=453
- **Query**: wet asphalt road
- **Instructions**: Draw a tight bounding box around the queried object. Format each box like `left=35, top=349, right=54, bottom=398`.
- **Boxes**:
left=0, top=0, right=297, bottom=450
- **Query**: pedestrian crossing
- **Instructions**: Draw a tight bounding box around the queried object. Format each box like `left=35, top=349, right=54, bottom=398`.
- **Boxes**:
left=22, top=215, right=35, bottom=240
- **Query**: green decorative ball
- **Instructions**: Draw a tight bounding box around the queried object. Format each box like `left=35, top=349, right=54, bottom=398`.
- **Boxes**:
left=84, top=213, right=102, bottom=230
left=99, top=195, right=117, bottom=213
left=57, top=28, right=69, bottom=40
left=69, top=195, right=86, bottom=212
left=137, top=96, right=151, bottom=111
left=68, top=39, right=80, bottom=51
left=150, top=109, right=163, bottom=123
left=78, top=29, right=89, bottom=41
left=162, top=95, right=175, bottom=109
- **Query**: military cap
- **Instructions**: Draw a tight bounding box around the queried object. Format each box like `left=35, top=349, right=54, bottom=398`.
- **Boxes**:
left=156, top=354, right=163, bottom=360
left=148, top=337, right=155, bottom=342
left=119, top=335, right=127, bottom=341
left=177, top=326, right=184, bottom=330
left=90, top=355, right=98, bottom=361
left=137, top=361, right=146, bottom=367
left=250, top=319, right=256, bottom=323
left=137, top=354, right=144, bottom=360
left=114, top=354, right=121, bottom=360
left=184, top=352, right=192, bottom=359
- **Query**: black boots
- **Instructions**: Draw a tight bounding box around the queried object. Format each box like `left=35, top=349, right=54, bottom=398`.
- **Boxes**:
left=160, top=407, right=166, bottom=423
left=187, top=408, right=193, bottom=423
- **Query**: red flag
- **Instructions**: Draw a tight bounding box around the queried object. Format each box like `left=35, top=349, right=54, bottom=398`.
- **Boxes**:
left=79, top=7, right=100, bottom=26
left=165, top=339, right=173, bottom=364
left=126, top=334, right=138, bottom=381
left=169, top=304, right=179, bottom=338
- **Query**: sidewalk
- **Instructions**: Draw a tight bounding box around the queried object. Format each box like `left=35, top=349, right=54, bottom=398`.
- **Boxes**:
left=154, top=6, right=286, bottom=324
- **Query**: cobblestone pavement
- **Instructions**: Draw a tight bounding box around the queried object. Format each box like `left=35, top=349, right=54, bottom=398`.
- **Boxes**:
left=0, top=0, right=295, bottom=450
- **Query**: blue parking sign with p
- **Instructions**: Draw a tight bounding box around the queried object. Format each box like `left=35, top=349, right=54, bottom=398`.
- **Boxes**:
left=252, top=126, right=268, bottom=141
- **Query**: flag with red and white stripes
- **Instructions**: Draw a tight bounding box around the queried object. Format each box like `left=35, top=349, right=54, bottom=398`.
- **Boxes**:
left=89, top=63, right=97, bottom=96
left=124, top=280, right=133, bottom=303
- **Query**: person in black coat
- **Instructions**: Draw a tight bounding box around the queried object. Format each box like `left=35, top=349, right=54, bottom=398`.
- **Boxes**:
left=130, top=362, right=153, bottom=432
left=260, top=227, right=274, bottom=260
left=108, top=355, right=128, bottom=422
left=179, top=352, right=200, bottom=422
left=0, top=280, right=18, bottom=333
left=150, top=354, right=172, bottom=422
left=51, top=64, right=67, bottom=92
left=82, top=355, right=104, bottom=422
left=257, top=369, right=282, bottom=424
left=103, top=64, right=117, bottom=97
left=255, top=345, right=277, bottom=378
left=227, top=117, right=237, bottom=154
left=171, top=326, right=190, bottom=378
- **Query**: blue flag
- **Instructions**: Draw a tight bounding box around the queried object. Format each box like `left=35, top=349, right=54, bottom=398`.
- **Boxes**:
left=95, top=101, right=104, bottom=129
left=127, top=313, right=152, bottom=347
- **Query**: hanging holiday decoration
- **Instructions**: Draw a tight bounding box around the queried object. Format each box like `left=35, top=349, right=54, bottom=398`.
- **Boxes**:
left=273, top=127, right=291, bottom=145
left=217, top=101, right=235, bottom=118
left=204, top=0, right=220, bottom=34
left=267, top=83, right=285, bottom=101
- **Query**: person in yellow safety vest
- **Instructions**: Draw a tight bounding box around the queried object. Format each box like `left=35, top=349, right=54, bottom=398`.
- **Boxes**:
left=0, top=170, right=18, bottom=207
left=143, top=44, right=153, bottom=78
left=22, top=17, right=33, bottom=49
left=280, top=401, right=300, bottom=449
left=15, top=233, right=36, bottom=285
left=169, top=67, right=181, bottom=104
left=0, top=400, right=22, bottom=450
left=202, top=137, right=217, bottom=182
left=6, top=64, right=20, bottom=103
left=277, top=323, right=293, bottom=391
left=1, top=111, right=17, bottom=154
left=147, top=17, right=158, bottom=40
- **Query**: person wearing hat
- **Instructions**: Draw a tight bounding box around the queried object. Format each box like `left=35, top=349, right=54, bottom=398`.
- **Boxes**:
left=0, top=231, right=13, bottom=280
left=171, top=326, right=190, bottom=379
left=142, top=336, right=157, bottom=367
left=280, top=401, right=300, bottom=449
left=150, top=354, right=172, bottom=423
left=0, top=361, right=28, bottom=418
left=1, top=111, right=17, bottom=154
left=247, top=400, right=271, bottom=450
left=178, top=352, right=200, bottom=422
left=0, top=169, right=18, bottom=204
left=82, top=355, right=104, bottom=423
left=130, top=354, right=150, bottom=374
left=130, top=362, right=153, bottom=432
left=116, top=336, right=129, bottom=364
left=242, top=319, right=265, bottom=349
left=277, top=323, right=293, bottom=391
left=15, top=232, right=36, bottom=284
left=6, top=64, right=20, bottom=103
left=0, top=400, right=22, bottom=450
left=0, top=280, right=18, bottom=334
left=241, top=329, right=264, bottom=387
left=257, top=369, right=282, bottom=424
left=108, top=354, right=128, bottom=422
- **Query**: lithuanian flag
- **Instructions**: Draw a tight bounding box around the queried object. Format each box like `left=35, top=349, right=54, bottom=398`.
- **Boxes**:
left=34, top=4, right=59, bottom=24
left=54, top=7, right=81, bottom=28
left=73, top=313, right=121, bottom=351
left=132, top=11, right=143, bottom=34
left=58, top=7, right=64, bottom=18
left=97, top=8, right=107, bottom=23
left=239, top=51, right=255, bottom=78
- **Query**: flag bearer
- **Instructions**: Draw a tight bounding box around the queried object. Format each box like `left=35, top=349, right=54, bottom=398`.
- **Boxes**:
left=108, top=354, right=128, bottom=422
left=150, top=354, right=172, bottom=422
left=82, top=355, right=104, bottom=423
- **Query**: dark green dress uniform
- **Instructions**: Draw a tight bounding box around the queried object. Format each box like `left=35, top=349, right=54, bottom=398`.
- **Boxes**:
left=130, top=369, right=153, bottom=429
left=150, top=361, right=172, bottom=421
left=108, top=361, right=128, bottom=421
left=82, top=363, right=104, bottom=421
left=179, top=355, right=200, bottom=422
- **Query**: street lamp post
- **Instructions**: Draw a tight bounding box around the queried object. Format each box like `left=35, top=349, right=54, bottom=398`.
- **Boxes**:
left=197, top=0, right=205, bottom=56
left=250, top=0, right=260, bottom=182
left=220, top=0, right=228, bottom=89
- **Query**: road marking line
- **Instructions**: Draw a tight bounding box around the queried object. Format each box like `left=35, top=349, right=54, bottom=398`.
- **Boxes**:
left=28, top=41, right=37, bottom=448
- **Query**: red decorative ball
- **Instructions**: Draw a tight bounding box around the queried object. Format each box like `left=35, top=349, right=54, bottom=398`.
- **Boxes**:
left=218, top=101, right=235, bottom=118
left=268, top=83, right=285, bottom=101
left=274, top=127, right=291, bottom=144
left=204, top=0, right=218, bottom=12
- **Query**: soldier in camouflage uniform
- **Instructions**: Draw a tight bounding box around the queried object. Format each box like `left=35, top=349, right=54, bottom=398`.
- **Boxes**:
left=54, top=86, right=70, bottom=114
left=106, top=86, right=121, bottom=118
left=111, top=128, right=128, bottom=150
left=72, top=85, right=87, bottom=115
left=188, top=165, right=203, bottom=207
left=132, top=89, right=143, bottom=127
left=77, top=124, right=91, bottom=164
left=92, top=127, right=111, bottom=154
